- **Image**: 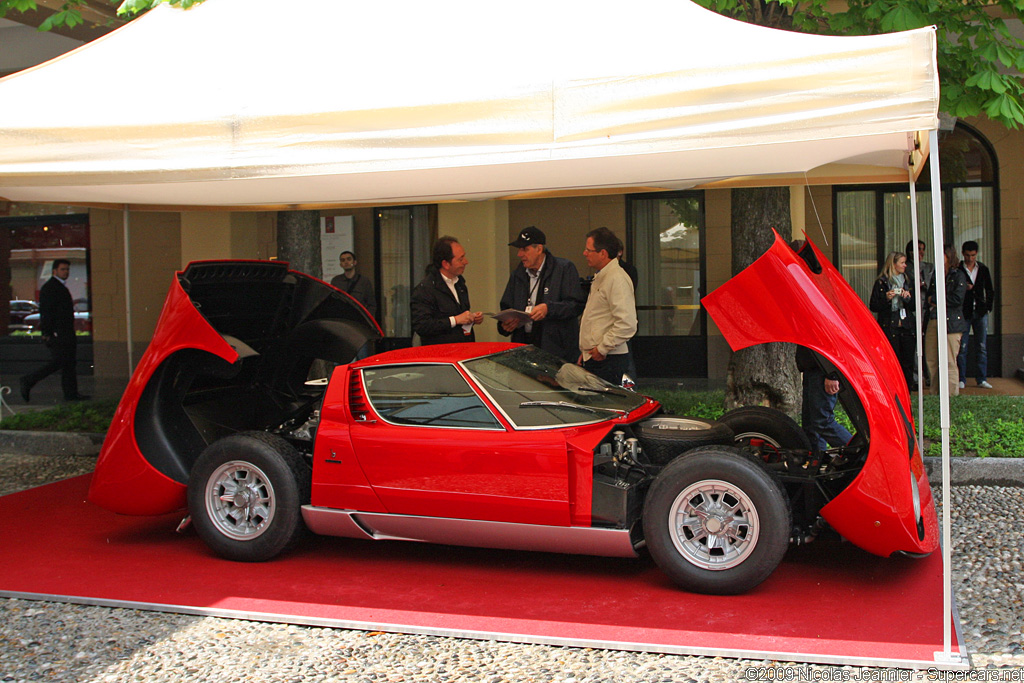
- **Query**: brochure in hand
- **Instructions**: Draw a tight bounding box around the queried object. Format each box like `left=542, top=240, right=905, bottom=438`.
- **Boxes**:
left=489, top=309, right=532, bottom=323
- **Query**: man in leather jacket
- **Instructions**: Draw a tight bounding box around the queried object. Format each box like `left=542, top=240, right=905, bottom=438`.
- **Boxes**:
left=497, top=227, right=586, bottom=363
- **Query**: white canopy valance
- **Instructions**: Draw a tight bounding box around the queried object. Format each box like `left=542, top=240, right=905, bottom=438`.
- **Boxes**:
left=0, top=0, right=938, bottom=209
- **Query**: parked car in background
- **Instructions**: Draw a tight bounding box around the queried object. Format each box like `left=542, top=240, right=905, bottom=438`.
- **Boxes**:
left=89, top=243, right=938, bottom=596
left=7, top=300, right=39, bottom=331
left=23, top=299, right=91, bottom=333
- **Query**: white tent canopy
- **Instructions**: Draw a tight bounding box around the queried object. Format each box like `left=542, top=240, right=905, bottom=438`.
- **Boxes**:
left=0, top=0, right=938, bottom=209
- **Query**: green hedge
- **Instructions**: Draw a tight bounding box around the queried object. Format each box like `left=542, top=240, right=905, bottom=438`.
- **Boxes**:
left=1, top=399, right=119, bottom=433
left=4, top=391, right=1022, bottom=457
left=642, top=389, right=1024, bottom=458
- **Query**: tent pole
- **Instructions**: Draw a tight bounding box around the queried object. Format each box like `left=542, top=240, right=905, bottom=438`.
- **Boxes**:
left=928, top=129, right=953, bottom=661
left=908, top=164, right=924, bottom=455
left=123, top=205, right=134, bottom=376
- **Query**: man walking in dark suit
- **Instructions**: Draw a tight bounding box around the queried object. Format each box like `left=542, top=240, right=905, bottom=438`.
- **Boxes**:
left=497, top=227, right=586, bottom=363
left=956, top=240, right=996, bottom=389
left=411, top=236, right=483, bottom=345
left=20, top=259, right=88, bottom=402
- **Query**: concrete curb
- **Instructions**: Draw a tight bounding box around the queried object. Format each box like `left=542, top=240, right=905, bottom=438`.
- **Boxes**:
left=0, top=430, right=104, bottom=457
left=1, top=431, right=1022, bottom=485
left=923, top=456, right=1024, bottom=487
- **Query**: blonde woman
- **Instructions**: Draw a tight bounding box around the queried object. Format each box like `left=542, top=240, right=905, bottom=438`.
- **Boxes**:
left=926, top=246, right=969, bottom=396
left=869, top=251, right=915, bottom=390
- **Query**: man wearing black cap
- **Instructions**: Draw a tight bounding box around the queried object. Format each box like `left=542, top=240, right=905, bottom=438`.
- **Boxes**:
left=498, top=227, right=586, bottom=363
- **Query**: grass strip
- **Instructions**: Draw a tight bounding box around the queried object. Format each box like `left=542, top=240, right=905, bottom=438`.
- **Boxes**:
left=4, top=390, right=1021, bottom=457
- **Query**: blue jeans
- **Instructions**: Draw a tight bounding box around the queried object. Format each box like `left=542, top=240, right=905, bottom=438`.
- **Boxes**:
left=801, top=369, right=853, bottom=451
left=957, top=313, right=988, bottom=384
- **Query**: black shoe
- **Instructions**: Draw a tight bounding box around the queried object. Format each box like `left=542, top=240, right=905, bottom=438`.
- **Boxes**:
left=19, top=378, right=30, bottom=403
left=64, top=394, right=91, bottom=402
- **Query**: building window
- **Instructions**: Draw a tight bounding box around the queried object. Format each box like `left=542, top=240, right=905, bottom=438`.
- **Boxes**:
left=834, top=123, right=999, bottom=363
left=3, top=213, right=91, bottom=340
left=374, top=205, right=434, bottom=349
left=627, top=191, right=706, bottom=377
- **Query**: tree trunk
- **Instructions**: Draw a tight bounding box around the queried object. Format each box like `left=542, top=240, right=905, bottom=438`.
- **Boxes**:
left=276, top=210, right=321, bottom=277
left=724, top=187, right=801, bottom=416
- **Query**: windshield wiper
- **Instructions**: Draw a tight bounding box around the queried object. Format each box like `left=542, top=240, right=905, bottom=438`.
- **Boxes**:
left=519, top=400, right=627, bottom=416
left=573, top=385, right=616, bottom=394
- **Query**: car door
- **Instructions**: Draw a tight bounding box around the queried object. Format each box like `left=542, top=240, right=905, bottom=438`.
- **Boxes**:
left=349, top=363, right=571, bottom=526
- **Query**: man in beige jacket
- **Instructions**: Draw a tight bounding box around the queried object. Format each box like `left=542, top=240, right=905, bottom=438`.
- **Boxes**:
left=578, top=227, right=637, bottom=385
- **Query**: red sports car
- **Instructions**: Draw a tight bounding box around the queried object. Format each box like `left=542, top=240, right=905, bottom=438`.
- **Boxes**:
left=89, top=236, right=937, bottom=595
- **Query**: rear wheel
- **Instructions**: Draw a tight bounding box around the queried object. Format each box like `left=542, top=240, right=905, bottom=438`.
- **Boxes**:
left=718, top=406, right=810, bottom=460
left=188, top=431, right=311, bottom=562
left=643, top=446, right=790, bottom=594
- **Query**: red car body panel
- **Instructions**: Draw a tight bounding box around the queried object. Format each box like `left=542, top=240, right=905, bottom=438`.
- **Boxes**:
left=89, top=280, right=237, bottom=515
left=89, top=260, right=382, bottom=516
left=310, top=344, right=659, bottom=527
left=702, top=232, right=937, bottom=556
left=309, top=369, right=388, bottom=514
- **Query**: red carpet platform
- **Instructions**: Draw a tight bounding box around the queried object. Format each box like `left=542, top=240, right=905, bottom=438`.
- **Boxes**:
left=1, top=475, right=967, bottom=668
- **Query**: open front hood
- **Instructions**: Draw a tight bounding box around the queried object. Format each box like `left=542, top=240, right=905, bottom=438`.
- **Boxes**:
left=702, top=233, right=937, bottom=556
left=89, top=260, right=382, bottom=515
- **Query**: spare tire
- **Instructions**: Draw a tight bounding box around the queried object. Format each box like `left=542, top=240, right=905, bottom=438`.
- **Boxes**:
left=635, top=416, right=734, bottom=465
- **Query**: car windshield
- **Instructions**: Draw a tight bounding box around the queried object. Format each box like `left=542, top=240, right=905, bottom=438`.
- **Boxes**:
left=462, top=346, right=646, bottom=428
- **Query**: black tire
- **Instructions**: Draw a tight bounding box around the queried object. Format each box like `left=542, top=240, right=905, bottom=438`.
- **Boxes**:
left=642, top=446, right=791, bottom=594
left=718, top=406, right=811, bottom=458
left=634, top=416, right=734, bottom=465
left=187, top=431, right=311, bottom=562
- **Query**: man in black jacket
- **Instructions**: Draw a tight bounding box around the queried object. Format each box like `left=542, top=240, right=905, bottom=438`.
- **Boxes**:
left=497, top=227, right=586, bottom=363
left=957, top=240, right=996, bottom=389
left=330, top=251, right=376, bottom=318
left=411, top=236, right=483, bottom=345
left=19, top=259, right=87, bottom=402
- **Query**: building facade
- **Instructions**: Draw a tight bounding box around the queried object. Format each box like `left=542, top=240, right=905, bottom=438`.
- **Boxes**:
left=3, top=114, right=1018, bottom=395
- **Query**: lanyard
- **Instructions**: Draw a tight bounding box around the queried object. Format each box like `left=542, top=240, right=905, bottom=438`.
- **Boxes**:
left=527, top=270, right=541, bottom=306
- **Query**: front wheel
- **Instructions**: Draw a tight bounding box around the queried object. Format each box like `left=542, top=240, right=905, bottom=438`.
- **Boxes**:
left=643, top=446, right=790, bottom=594
left=187, top=431, right=311, bottom=562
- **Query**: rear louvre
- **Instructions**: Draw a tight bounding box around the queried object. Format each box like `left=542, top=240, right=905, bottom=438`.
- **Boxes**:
left=349, top=369, right=371, bottom=422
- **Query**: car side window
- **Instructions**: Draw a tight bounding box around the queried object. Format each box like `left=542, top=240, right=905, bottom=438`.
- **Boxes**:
left=361, top=364, right=502, bottom=429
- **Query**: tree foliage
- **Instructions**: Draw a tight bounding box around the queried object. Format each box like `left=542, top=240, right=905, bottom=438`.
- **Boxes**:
left=694, top=0, right=1024, bottom=129
left=0, top=0, right=200, bottom=30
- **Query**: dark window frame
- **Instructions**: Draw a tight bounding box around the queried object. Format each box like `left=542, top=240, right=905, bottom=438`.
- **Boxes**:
left=625, top=190, right=707, bottom=378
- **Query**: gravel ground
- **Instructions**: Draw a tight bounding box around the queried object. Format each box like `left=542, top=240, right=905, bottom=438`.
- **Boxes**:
left=2, top=453, right=1023, bottom=682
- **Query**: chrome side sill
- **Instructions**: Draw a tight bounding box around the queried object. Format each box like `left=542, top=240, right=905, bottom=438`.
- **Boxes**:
left=301, top=506, right=636, bottom=558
